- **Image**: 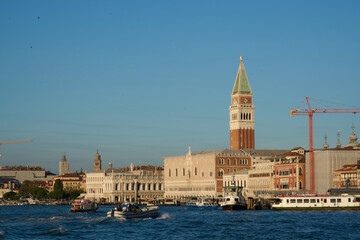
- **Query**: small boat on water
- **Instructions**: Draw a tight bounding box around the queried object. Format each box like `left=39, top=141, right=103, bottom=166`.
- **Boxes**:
left=221, top=186, right=247, bottom=210
left=107, top=203, right=159, bottom=219
left=272, top=193, right=360, bottom=211
left=186, top=198, right=219, bottom=209
left=70, top=199, right=98, bottom=212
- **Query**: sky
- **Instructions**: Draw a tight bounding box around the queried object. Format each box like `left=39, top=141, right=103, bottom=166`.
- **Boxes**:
left=1, top=0, right=360, bottom=174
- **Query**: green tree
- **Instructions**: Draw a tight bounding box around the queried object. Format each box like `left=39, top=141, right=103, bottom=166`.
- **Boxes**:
left=67, top=189, right=83, bottom=200
left=18, top=180, right=35, bottom=197
left=28, top=187, right=48, bottom=200
left=3, top=191, right=20, bottom=201
left=53, top=179, right=64, bottom=191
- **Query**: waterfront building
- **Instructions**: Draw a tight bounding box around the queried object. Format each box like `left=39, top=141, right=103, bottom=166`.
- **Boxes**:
left=86, top=162, right=164, bottom=203
left=164, top=147, right=251, bottom=199
left=273, top=147, right=306, bottom=193
left=229, top=56, right=255, bottom=150
left=59, top=154, right=70, bottom=176
left=51, top=172, right=86, bottom=191
left=223, top=169, right=249, bottom=196
left=333, top=161, right=360, bottom=188
left=0, top=165, right=55, bottom=183
left=247, top=161, right=275, bottom=197
left=0, top=177, right=20, bottom=198
left=306, top=147, right=360, bottom=194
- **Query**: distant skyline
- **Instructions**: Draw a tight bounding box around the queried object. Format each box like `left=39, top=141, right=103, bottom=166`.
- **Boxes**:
left=1, top=0, right=360, bottom=174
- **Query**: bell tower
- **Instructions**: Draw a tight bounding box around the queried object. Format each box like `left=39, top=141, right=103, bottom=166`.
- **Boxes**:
left=94, top=150, right=102, bottom=171
left=229, top=56, right=255, bottom=150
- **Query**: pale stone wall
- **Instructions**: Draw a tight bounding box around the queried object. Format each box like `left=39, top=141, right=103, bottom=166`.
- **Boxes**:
left=86, top=170, right=164, bottom=203
left=247, top=162, right=274, bottom=197
left=306, top=149, right=360, bottom=194
left=164, top=150, right=217, bottom=198
left=0, top=170, right=53, bottom=183
left=223, top=170, right=249, bottom=196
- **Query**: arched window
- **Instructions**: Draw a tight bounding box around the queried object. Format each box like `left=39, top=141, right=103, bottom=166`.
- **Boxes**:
left=234, top=159, right=237, bottom=165
left=299, top=181, right=302, bottom=189
left=299, top=167, right=302, bottom=176
left=228, top=159, right=230, bottom=165
left=218, top=169, right=224, bottom=177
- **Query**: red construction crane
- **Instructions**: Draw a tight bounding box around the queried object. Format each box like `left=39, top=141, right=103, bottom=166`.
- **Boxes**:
left=290, top=97, right=360, bottom=194
left=0, top=139, right=32, bottom=158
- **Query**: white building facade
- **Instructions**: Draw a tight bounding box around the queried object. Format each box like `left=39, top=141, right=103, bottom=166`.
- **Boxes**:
left=85, top=166, right=164, bottom=203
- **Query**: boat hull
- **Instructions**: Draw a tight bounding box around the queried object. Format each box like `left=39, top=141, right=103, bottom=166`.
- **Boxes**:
left=221, top=204, right=247, bottom=211
left=272, top=206, right=360, bottom=211
left=107, top=206, right=159, bottom=219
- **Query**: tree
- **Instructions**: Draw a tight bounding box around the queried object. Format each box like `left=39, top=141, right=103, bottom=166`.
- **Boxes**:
left=67, top=189, right=83, bottom=200
left=28, top=187, right=48, bottom=200
left=53, top=179, right=64, bottom=191
left=3, top=191, right=20, bottom=201
left=18, top=180, right=35, bottom=197
left=48, top=179, right=65, bottom=200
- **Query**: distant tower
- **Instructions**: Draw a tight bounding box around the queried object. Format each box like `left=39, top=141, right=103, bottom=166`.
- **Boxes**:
left=323, top=135, right=329, bottom=149
left=229, top=56, right=255, bottom=150
left=59, top=154, right=69, bottom=176
left=336, top=130, right=342, bottom=148
left=94, top=150, right=102, bottom=171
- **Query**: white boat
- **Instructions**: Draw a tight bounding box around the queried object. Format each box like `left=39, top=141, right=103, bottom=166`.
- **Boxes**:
left=70, top=199, right=98, bottom=212
left=186, top=198, right=219, bottom=209
left=272, top=194, right=360, bottom=210
left=107, top=203, right=159, bottom=219
left=221, top=186, right=247, bottom=210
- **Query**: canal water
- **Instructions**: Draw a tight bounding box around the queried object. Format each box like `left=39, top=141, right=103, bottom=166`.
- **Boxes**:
left=0, top=205, right=359, bottom=239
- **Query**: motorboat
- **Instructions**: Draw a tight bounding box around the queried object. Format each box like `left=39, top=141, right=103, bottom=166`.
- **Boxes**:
left=186, top=198, right=219, bottom=209
left=272, top=193, right=360, bottom=210
left=221, top=186, right=247, bottom=210
left=107, top=203, right=159, bottom=219
left=70, top=199, right=98, bottom=212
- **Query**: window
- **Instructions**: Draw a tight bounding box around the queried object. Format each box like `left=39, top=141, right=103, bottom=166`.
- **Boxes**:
left=304, top=199, right=309, bottom=203
left=297, top=199, right=303, bottom=203
left=324, top=199, right=327, bottom=203
left=234, top=159, right=237, bottom=165
left=195, top=167, right=197, bottom=176
left=176, top=168, right=178, bottom=176
left=183, top=168, right=185, bottom=176
left=330, top=199, right=336, bottom=203
left=169, top=169, right=171, bottom=177
left=337, top=199, right=341, bottom=203
left=210, top=171, right=213, bottom=177
left=299, top=167, right=302, bottom=176
left=218, top=170, right=224, bottom=177
left=228, top=159, right=230, bottom=165
left=310, top=199, right=316, bottom=203
left=290, top=199, right=296, bottom=203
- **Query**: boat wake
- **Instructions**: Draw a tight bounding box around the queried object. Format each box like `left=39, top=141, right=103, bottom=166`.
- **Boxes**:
left=46, top=226, right=67, bottom=235
left=157, top=213, right=175, bottom=219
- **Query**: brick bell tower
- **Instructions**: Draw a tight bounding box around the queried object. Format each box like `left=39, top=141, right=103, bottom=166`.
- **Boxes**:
left=229, top=56, right=255, bottom=150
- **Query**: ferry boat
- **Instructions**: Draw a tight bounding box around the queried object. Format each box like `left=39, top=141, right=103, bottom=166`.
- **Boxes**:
left=220, top=186, right=247, bottom=210
left=107, top=203, right=159, bottom=219
left=272, top=194, right=360, bottom=211
left=70, top=199, right=98, bottom=212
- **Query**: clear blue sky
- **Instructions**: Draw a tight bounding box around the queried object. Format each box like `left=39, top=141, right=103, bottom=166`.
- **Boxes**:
left=1, top=0, right=360, bottom=174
